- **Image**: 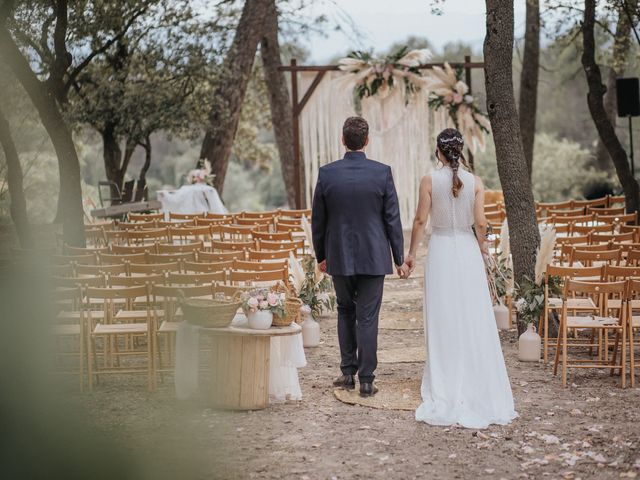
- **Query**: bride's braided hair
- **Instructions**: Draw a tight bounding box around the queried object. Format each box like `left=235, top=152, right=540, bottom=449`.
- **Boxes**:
left=437, top=128, right=466, bottom=198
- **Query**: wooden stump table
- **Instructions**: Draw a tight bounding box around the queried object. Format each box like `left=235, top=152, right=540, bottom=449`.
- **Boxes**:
left=200, top=323, right=302, bottom=410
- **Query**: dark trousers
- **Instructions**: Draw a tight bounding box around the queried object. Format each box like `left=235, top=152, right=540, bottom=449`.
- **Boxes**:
left=332, top=275, right=385, bottom=383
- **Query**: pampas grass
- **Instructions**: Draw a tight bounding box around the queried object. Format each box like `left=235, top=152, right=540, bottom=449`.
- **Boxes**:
left=301, top=216, right=315, bottom=257
left=535, top=225, right=556, bottom=285
left=289, top=252, right=305, bottom=295
left=498, top=218, right=510, bottom=261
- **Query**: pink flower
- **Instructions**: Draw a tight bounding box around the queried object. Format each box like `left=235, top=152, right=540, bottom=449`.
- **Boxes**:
left=259, top=301, right=269, bottom=310
left=453, top=93, right=463, bottom=104
left=256, top=294, right=265, bottom=301
left=267, top=292, right=279, bottom=307
left=247, top=297, right=259, bottom=309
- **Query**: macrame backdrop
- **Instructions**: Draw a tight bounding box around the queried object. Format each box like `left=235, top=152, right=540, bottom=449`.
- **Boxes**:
left=299, top=71, right=447, bottom=226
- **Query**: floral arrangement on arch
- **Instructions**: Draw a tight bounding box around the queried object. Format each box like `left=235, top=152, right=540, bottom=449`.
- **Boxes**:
left=513, top=225, right=561, bottom=327
left=288, top=217, right=337, bottom=318
left=187, top=159, right=215, bottom=186
left=338, top=47, right=432, bottom=101
left=425, top=62, right=491, bottom=153
left=241, top=289, right=286, bottom=318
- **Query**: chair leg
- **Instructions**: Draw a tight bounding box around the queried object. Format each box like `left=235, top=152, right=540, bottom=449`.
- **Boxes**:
left=562, top=323, right=568, bottom=387
left=610, top=329, right=620, bottom=377
left=553, top=317, right=564, bottom=376
left=542, top=308, right=549, bottom=364
left=86, top=331, right=94, bottom=392
left=79, top=323, right=84, bottom=393
left=621, top=327, right=627, bottom=389
left=630, top=326, right=636, bottom=388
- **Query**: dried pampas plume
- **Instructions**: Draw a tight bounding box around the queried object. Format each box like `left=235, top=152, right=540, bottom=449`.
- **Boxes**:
left=498, top=218, right=510, bottom=261
left=301, top=216, right=315, bottom=257
left=289, top=252, right=305, bottom=295
left=535, top=225, right=556, bottom=285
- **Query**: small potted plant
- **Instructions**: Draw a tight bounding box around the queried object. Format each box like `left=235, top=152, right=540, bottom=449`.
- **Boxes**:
left=241, top=289, right=285, bottom=330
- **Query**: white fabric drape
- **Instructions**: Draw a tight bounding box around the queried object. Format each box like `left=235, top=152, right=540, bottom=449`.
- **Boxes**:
left=299, top=71, right=446, bottom=226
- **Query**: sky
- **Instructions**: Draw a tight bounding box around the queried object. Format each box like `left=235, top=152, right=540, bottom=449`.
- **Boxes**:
left=300, top=0, right=527, bottom=64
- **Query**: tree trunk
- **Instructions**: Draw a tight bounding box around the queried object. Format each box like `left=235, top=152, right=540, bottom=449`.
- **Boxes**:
left=139, top=135, right=152, bottom=182
left=582, top=0, right=640, bottom=214
left=0, top=24, right=85, bottom=246
left=593, top=0, right=637, bottom=172
left=518, top=0, right=539, bottom=177
left=199, top=0, right=270, bottom=196
left=485, top=0, right=541, bottom=335
left=102, top=123, right=123, bottom=202
left=0, top=104, right=33, bottom=248
left=261, top=0, right=298, bottom=208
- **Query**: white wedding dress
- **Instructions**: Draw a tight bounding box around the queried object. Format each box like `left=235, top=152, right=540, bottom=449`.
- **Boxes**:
left=415, top=167, right=517, bottom=429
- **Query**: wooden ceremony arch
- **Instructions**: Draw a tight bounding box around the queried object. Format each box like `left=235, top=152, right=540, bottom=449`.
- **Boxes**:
left=277, top=55, right=485, bottom=208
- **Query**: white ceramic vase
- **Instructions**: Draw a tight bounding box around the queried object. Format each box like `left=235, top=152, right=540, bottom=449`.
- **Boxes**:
left=300, top=306, right=320, bottom=347
left=248, top=310, right=273, bottom=330
left=518, top=324, right=541, bottom=362
left=493, top=302, right=510, bottom=330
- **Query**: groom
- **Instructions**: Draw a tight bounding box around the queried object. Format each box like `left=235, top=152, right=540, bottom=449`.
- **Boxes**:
left=311, top=116, right=405, bottom=397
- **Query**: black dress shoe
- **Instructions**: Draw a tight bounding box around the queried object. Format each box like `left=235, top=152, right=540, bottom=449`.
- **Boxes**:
left=359, top=382, right=378, bottom=397
left=333, top=374, right=355, bottom=390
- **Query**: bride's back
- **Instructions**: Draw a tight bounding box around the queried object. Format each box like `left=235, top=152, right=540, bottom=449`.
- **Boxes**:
left=430, top=167, right=475, bottom=233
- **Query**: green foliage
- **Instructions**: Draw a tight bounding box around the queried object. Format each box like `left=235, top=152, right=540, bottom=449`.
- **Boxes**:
left=298, top=255, right=336, bottom=318
left=514, top=275, right=562, bottom=326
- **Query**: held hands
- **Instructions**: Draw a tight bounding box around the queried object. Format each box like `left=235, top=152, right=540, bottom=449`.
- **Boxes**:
left=397, top=254, right=416, bottom=279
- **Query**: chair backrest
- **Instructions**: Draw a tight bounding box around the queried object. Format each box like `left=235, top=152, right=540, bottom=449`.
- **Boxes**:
left=595, top=212, right=637, bottom=224
left=278, top=208, right=311, bottom=218
left=591, top=232, right=635, bottom=244
left=573, top=196, right=608, bottom=208
left=571, top=223, right=614, bottom=236
left=125, top=228, right=170, bottom=245
left=219, top=224, right=259, bottom=241
left=546, top=264, right=604, bottom=281
left=84, top=228, right=107, bottom=247
left=110, top=244, right=157, bottom=255
left=240, top=210, right=278, bottom=220
left=52, top=254, right=97, bottom=266
left=275, top=222, right=304, bottom=233
left=167, top=271, right=226, bottom=285
left=108, top=273, right=165, bottom=287
left=233, top=259, right=288, bottom=271
left=117, top=221, right=157, bottom=230
left=570, top=248, right=622, bottom=267
left=104, top=229, right=127, bottom=245
left=556, top=234, right=591, bottom=246
left=85, top=285, right=150, bottom=304
left=157, top=241, right=203, bottom=254
left=128, top=212, right=164, bottom=222
left=586, top=205, right=625, bottom=216
left=211, top=240, right=253, bottom=252
left=256, top=239, right=305, bottom=253
left=156, top=220, right=196, bottom=228
left=147, top=252, right=196, bottom=264
left=607, top=195, right=626, bottom=207
left=537, top=200, right=574, bottom=213
left=548, top=214, right=594, bottom=225
left=234, top=217, right=273, bottom=227
left=75, top=263, right=127, bottom=276
left=548, top=207, right=585, bottom=217
left=627, top=278, right=640, bottom=299
left=63, top=245, right=109, bottom=256
left=251, top=230, right=293, bottom=242
left=603, top=264, right=640, bottom=281
left=247, top=248, right=294, bottom=261
left=152, top=283, right=215, bottom=301
left=229, top=268, right=288, bottom=285
left=214, top=284, right=244, bottom=298
left=559, top=243, right=611, bottom=262
left=183, top=260, right=233, bottom=273
left=197, top=250, right=244, bottom=262
left=52, top=275, right=105, bottom=288
left=169, top=212, right=204, bottom=220
left=626, top=249, right=640, bottom=266
left=99, top=252, right=147, bottom=265
left=129, top=262, right=180, bottom=274
left=205, top=212, right=235, bottom=220
left=195, top=217, right=234, bottom=227
left=170, top=226, right=213, bottom=243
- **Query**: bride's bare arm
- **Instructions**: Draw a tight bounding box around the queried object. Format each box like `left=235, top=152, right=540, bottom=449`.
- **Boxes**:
left=474, top=176, right=489, bottom=255
left=405, top=175, right=432, bottom=273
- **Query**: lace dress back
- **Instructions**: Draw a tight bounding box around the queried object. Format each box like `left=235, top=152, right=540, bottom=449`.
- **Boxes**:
left=429, top=167, right=475, bottom=235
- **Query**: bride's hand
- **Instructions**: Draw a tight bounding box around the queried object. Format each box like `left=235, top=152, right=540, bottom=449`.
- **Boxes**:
left=405, top=254, right=416, bottom=274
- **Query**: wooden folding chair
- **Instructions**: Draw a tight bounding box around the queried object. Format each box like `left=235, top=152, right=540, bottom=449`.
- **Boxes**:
left=541, top=265, right=603, bottom=363
left=592, top=232, right=635, bottom=245
left=169, top=226, right=213, bottom=246
left=98, top=252, right=148, bottom=266
left=147, top=252, right=196, bottom=264
left=211, top=240, right=253, bottom=253
left=233, top=259, right=288, bottom=271
left=275, top=222, right=304, bottom=233
left=559, top=243, right=609, bottom=263
left=251, top=230, right=293, bottom=242
left=573, top=197, right=608, bottom=209
left=256, top=239, right=305, bottom=256
left=52, top=254, right=97, bottom=266
left=572, top=223, right=615, bottom=236
left=204, top=213, right=235, bottom=221
left=587, top=205, right=626, bottom=216
left=117, top=221, right=157, bottom=231
left=169, top=212, right=204, bottom=221
left=240, top=210, right=278, bottom=220
left=129, top=262, right=181, bottom=275
left=277, top=208, right=311, bottom=221
left=75, top=263, right=127, bottom=277
left=596, top=212, right=637, bottom=225
left=219, top=224, right=262, bottom=242
left=64, top=245, right=109, bottom=256
left=549, top=213, right=595, bottom=226
left=229, top=268, right=288, bottom=288
left=156, top=220, right=196, bottom=229
left=553, top=280, right=627, bottom=387
left=234, top=217, right=273, bottom=227
left=607, top=195, right=626, bottom=207
left=197, top=250, right=244, bottom=262
left=549, top=207, right=586, bottom=217
left=626, top=279, right=640, bottom=387
left=85, top=285, right=157, bottom=391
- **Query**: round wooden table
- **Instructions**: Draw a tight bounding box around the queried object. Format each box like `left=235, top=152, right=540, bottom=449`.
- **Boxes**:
left=200, top=323, right=302, bottom=410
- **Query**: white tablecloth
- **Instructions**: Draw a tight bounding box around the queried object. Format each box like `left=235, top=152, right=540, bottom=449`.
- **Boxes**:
left=174, top=314, right=307, bottom=403
left=157, top=184, right=228, bottom=215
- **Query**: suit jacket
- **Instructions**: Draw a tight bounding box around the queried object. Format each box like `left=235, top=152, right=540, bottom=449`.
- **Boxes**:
left=311, top=151, right=404, bottom=276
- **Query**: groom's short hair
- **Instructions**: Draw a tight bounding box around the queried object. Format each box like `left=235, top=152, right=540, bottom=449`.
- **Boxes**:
left=343, top=116, right=369, bottom=151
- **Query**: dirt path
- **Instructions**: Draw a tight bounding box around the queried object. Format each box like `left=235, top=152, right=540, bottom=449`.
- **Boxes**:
left=77, top=254, right=640, bottom=480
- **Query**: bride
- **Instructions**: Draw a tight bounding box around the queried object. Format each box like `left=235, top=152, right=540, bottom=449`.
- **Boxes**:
left=403, top=128, right=517, bottom=429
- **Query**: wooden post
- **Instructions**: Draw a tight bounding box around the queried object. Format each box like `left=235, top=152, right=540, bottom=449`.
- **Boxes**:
left=290, top=59, right=303, bottom=209
left=464, top=54, right=475, bottom=172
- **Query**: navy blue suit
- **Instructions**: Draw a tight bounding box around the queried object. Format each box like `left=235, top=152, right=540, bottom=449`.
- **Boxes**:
left=311, top=150, right=404, bottom=383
